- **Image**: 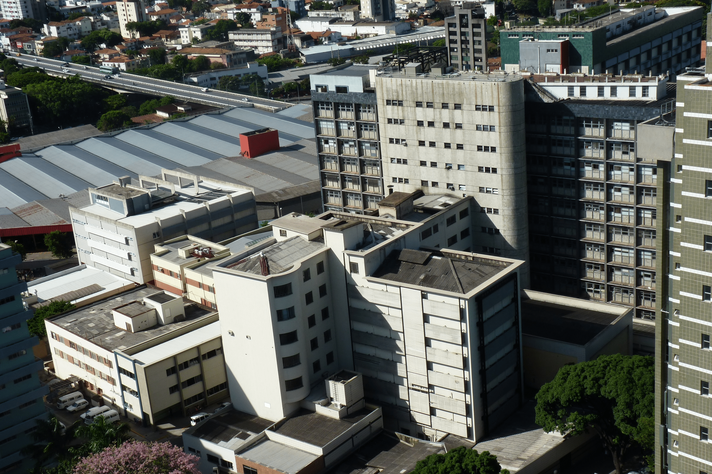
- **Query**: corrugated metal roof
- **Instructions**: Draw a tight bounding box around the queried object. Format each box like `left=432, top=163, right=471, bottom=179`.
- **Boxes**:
left=115, top=130, right=219, bottom=165
left=225, top=107, right=315, bottom=139
left=240, top=439, right=318, bottom=474
left=0, top=156, right=88, bottom=199
left=0, top=167, right=47, bottom=207
left=35, top=146, right=129, bottom=186
left=76, top=138, right=170, bottom=176
left=152, top=122, right=242, bottom=156
left=0, top=207, right=30, bottom=228
left=13, top=202, right=67, bottom=226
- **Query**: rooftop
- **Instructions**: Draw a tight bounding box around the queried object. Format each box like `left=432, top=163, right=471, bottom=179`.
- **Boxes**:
left=273, top=408, right=372, bottom=447
left=27, top=265, right=136, bottom=306
left=377, top=68, right=523, bottom=83
left=95, top=183, right=148, bottom=199
left=271, top=212, right=327, bottom=235
left=238, top=439, right=318, bottom=474
left=527, top=72, right=666, bottom=84
left=131, top=320, right=220, bottom=364
left=189, top=409, right=274, bottom=451
left=371, top=249, right=513, bottom=294
left=48, top=286, right=215, bottom=352
left=223, top=236, right=325, bottom=276
left=521, top=290, right=629, bottom=345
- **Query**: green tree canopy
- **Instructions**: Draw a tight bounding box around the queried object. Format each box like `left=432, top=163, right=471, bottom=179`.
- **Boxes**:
left=6, top=68, right=54, bottom=88
left=80, top=29, right=123, bottom=51
left=21, top=415, right=79, bottom=471
left=537, top=0, right=551, bottom=16
left=256, top=55, right=298, bottom=72
left=73, top=416, right=131, bottom=458
left=96, top=110, right=132, bottom=131
left=42, top=37, right=70, bottom=58
left=28, top=300, right=75, bottom=338
left=68, top=10, right=88, bottom=20
left=234, top=11, right=253, bottom=26
left=191, top=0, right=210, bottom=16
left=204, top=19, right=238, bottom=41
left=412, top=447, right=509, bottom=474
left=104, top=93, right=127, bottom=111
left=188, top=55, right=211, bottom=72
left=512, top=0, right=537, bottom=14
left=10, top=18, right=42, bottom=32
left=535, top=354, right=654, bottom=474
left=0, top=56, right=21, bottom=76
left=125, top=19, right=167, bottom=37
left=147, top=47, right=167, bottom=65
left=310, top=1, right=333, bottom=9
left=43, top=230, right=73, bottom=258
left=7, top=240, right=26, bottom=259
left=432, top=38, right=446, bottom=47
left=71, top=55, right=91, bottom=65
left=138, top=96, right=175, bottom=115
left=24, top=76, right=108, bottom=126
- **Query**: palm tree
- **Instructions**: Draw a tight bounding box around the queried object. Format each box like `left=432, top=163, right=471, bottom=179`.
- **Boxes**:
left=73, top=415, right=130, bottom=458
left=21, top=415, right=78, bottom=472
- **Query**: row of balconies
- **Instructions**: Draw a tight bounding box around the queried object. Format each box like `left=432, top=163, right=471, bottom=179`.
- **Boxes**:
left=582, top=266, right=656, bottom=290
left=582, top=248, right=656, bottom=269
left=581, top=227, right=656, bottom=248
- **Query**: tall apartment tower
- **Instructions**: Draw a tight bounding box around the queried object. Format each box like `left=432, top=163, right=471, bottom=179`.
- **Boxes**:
left=445, top=5, right=487, bottom=72
left=654, top=39, right=712, bottom=473
left=374, top=66, right=530, bottom=286
left=117, top=0, right=146, bottom=38
left=524, top=74, right=671, bottom=322
left=359, top=0, right=395, bottom=21
left=0, top=0, right=46, bottom=21
left=311, top=65, right=383, bottom=214
left=0, top=243, right=48, bottom=474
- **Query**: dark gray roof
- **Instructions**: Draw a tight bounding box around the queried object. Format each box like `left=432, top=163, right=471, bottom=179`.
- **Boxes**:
left=192, top=410, right=274, bottom=444
left=274, top=408, right=371, bottom=447
left=225, top=236, right=324, bottom=276
left=521, top=299, right=623, bottom=346
left=371, top=250, right=510, bottom=294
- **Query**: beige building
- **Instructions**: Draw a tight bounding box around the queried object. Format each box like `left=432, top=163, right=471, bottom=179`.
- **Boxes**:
left=117, top=0, right=146, bottom=38
left=0, top=81, right=32, bottom=132
left=45, top=287, right=228, bottom=424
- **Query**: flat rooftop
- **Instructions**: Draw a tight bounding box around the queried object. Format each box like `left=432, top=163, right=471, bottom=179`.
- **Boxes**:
left=95, top=183, right=148, bottom=199
left=528, top=73, right=666, bottom=84
left=189, top=409, right=275, bottom=451
left=317, top=63, right=377, bottom=79
left=223, top=236, right=325, bottom=276
left=378, top=69, right=523, bottom=83
left=28, top=265, right=135, bottom=306
left=371, top=249, right=512, bottom=294
left=131, top=321, right=220, bottom=364
left=273, top=408, right=372, bottom=448
left=332, top=432, right=444, bottom=474
left=48, top=286, right=214, bottom=352
left=271, top=212, right=327, bottom=235
left=521, top=290, right=629, bottom=346
left=114, top=301, right=154, bottom=318
left=154, top=237, right=229, bottom=265
left=238, top=439, right=318, bottom=474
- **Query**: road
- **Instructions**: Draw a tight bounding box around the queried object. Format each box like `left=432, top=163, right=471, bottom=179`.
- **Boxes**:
left=11, top=54, right=289, bottom=112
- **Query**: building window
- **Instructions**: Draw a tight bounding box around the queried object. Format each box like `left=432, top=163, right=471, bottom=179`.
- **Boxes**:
left=273, top=283, right=292, bottom=298
left=279, top=229, right=287, bottom=237
left=443, top=122, right=450, bottom=129
left=418, top=140, right=425, bottom=147
left=308, top=314, right=316, bottom=328
left=629, top=86, right=636, bottom=98
left=317, top=261, right=325, bottom=274
left=283, top=354, right=300, bottom=368
left=702, top=381, right=710, bottom=396
left=568, top=86, right=574, bottom=97
left=642, top=86, right=649, bottom=97
left=597, top=86, right=604, bottom=97
left=447, top=235, right=457, bottom=246
left=456, top=144, right=464, bottom=150
left=426, top=102, right=433, bottom=108
left=310, top=337, right=319, bottom=350
left=442, top=103, right=449, bottom=109
left=446, top=215, right=456, bottom=226
left=279, top=331, right=298, bottom=345
left=166, top=366, right=177, bottom=376
left=708, top=120, right=712, bottom=138
left=313, top=360, right=321, bottom=373
left=579, top=86, right=586, bottom=97
left=704, top=285, right=712, bottom=302
left=429, top=141, right=436, bottom=147
left=444, top=143, right=451, bottom=149
left=319, top=284, right=327, bottom=297
left=427, top=121, right=434, bottom=127
left=701, top=426, right=709, bottom=441
left=321, top=307, right=329, bottom=320
left=416, top=101, right=422, bottom=107
left=285, top=377, right=303, bottom=391
left=703, top=334, right=711, bottom=349
left=303, top=268, right=311, bottom=282
left=277, top=307, right=296, bottom=321
left=305, top=292, right=313, bottom=305
left=324, top=329, right=332, bottom=342
left=707, top=180, right=712, bottom=197
left=326, top=351, right=334, bottom=365
left=349, top=262, right=359, bottom=274
left=454, top=103, right=462, bottom=110
left=611, top=86, right=617, bottom=97
left=417, top=120, right=423, bottom=127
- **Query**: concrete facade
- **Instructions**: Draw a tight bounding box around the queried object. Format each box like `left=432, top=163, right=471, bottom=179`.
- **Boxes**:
left=445, top=5, right=487, bottom=72
left=500, top=6, right=703, bottom=76
left=117, top=0, right=146, bottom=39
left=0, top=243, right=48, bottom=474
left=360, top=0, right=395, bottom=22
left=374, top=68, right=531, bottom=286
left=654, top=50, right=712, bottom=473
left=69, top=172, right=257, bottom=285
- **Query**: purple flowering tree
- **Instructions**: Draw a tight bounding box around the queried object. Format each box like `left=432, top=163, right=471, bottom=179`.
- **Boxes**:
left=73, top=440, right=200, bottom=474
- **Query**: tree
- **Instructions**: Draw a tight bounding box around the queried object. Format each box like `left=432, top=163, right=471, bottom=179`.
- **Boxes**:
left=96, top=110, right=132, bottom=131
left=310, top=0, right=333, bottom=9
left=125, top=20, right=167, bottom=37
left=44, top=230, right=73, bottom=258
left=432, top=38, right=446, bottom=47
left=256, top=55, right=298, bottom=72
left=138, top=96, right=174, bottom=115
left=73, top=416, right=131, bottom=458
left=28, top=300, right=75, bottom=337
left=535, top=354, right=654, bottom=474
left=204, top=19, right=238, bottom=41
left=21, top=415, right=78, bottom=471
left=234, top=12, right=252, bottom=27
left=71, top=55, right=91, bottom=65
left=10, top=18, right=42, bottom=32
left=487, top=15, right=498, bottom=26
left=74, top=440, right=200, bottom=474
left=147, top=47, right=167, bottom=65
left=412, top=447, right=509, bottom=474
left=42, top=37, right=70, bottom=58
left=512, top=0, right=537, bottom=14
left=537, top=0, right=551, bottom=16
left=7, top=240, right=26, bottom=259
left=80, top=30, right=123, bottom=51
left=68, top=10, right=88, bottom=20
left=191, top=0, right=210, bottom=16
left=6, top=68, right=53, bottom=88
left=188, top=55, right=210, bottom=72
left=104, top=94, right=127, bottom=111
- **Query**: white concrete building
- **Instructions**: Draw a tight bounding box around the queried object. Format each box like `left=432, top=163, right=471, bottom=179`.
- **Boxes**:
left=211, top=191, right=526, bottom=441
left=45, top=287, right=228, bottom=424
left=183, top=62, right=268, bottom=88
left=228, top=28, right=283, bottom=55
left=69, top=171, right=257, bottom=285
left=117, top=0, right=146, bottom=38
left=179, top=23, right=214, bottom=45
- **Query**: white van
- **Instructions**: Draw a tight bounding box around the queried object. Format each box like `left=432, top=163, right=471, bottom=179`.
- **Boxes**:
left=92, top=410, right=119, bottom=425
left=56, top=391, right=83, bottom=409
left=82, top=405, right=111, bottom=424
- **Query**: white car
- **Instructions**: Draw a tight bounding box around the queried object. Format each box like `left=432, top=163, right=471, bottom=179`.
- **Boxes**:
left=67, top=399, right=89, bottom=412
left=190, top=412, right=210, bottom=426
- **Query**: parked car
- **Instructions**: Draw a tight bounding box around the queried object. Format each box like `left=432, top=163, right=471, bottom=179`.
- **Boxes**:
left=190, top=412, right=210, bottom=426
left=66, top=398, right=89, bottom=412
left=213, top=402, right=231, bottom=414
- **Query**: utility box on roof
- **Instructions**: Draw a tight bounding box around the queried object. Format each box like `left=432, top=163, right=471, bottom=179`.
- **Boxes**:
left=239, top=128, right=279, bottom=158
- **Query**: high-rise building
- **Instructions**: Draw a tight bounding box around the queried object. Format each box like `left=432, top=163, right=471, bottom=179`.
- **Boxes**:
left=0, top=243, right=48, bottom=474
left=0, top=0, right=46, bottom=21
left=524, top=73, right=672, bottom=321
left=654, top=37, right=712, bottom=474
left=444, top=5, right=487, bottom=72
left=117, top=0, right=146, bottom=39
left=359, top=0, right=395, bottom=21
